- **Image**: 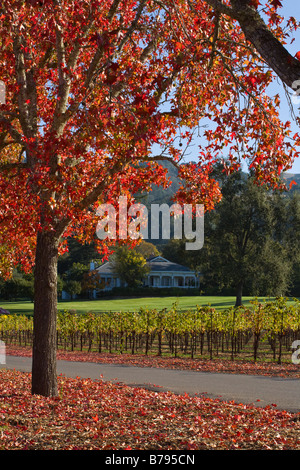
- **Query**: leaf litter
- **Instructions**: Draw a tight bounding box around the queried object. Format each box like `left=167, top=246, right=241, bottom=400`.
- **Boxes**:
left=1, top=347, right=300, bottom=450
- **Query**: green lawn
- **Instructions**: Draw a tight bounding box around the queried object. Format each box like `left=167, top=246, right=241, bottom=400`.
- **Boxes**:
left=0, top=295, right=279, bottom=315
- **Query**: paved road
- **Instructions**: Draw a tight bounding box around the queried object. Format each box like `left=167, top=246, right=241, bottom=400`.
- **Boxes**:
left=2, top=355, right=300, bottom=413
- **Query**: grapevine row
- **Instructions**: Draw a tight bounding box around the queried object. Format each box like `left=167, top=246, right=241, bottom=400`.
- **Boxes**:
left=1, top=297, right=300, bottom=363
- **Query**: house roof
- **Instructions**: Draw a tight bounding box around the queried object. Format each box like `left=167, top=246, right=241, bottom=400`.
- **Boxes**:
left=95, top=256, right=194, bottom=275
left=146, top=256, right=193, bottom=273
left=96, top=261, right=116, bottom=274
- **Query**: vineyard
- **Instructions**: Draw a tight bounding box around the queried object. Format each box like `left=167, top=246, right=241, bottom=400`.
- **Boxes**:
left=1, top=297, right=300, bottom=364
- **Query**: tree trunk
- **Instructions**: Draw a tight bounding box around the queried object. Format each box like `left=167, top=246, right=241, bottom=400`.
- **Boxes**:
left=235, top=281, right=243, bottom=307
left=31, top=230, right=59, bottom=397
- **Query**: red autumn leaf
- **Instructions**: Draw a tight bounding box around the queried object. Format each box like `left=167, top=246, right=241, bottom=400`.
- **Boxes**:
left=277, top=164, right=283, bottom=174
left=295, top=51, right=300, bottom=61
left=0, top=365, right=300, bottom=450
left=270, top=0, right=282, bottom=8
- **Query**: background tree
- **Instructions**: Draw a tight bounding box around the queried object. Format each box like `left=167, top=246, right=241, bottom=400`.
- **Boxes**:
left=63, top=279, right=81, bottom=300
left=200, top=170, right=294, bottom=306
left=81, top=269, right=104, bottom=298
left=272, top=190, right=300, bottom=297
left=111, top=246, right=150, bottom=288
left=162, top=239, right=190, bottom=267
left=58, top=238, right=99, bottom=276
left=134, top=241, right=160, bottom=260
left=0, top=268, right=34, bottom=301
left=0, top=0, right=298, bottom=397
left=62, top=261, right=89, bottom=299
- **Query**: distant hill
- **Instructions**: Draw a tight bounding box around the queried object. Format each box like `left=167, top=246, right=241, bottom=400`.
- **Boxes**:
left=137, top=162, right=300, bottom=209
left=141, top=164, right=300, bottom=206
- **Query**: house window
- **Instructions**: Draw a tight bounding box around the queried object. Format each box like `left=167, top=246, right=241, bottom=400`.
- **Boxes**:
left=162, top=276, right=171, bottom=287
left=150, top=276, right=160, bottom=287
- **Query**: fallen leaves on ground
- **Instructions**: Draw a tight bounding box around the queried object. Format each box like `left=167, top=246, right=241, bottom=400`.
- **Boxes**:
left=6, top=345, right=300, bottom=378
left=0, top=368, right=299, bottom=450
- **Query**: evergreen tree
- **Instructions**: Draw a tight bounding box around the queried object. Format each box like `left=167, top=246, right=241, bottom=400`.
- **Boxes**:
left=201, top=171, right=293, bottom=306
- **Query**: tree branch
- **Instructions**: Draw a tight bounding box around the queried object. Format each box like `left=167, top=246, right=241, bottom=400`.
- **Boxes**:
left=13, top=36, right=32, bottom=138
left=50, top=25, right=71, bottom=136
left=0, top=113, right=24, bottom=147
left=208, top=11, right=220, bottom=69
left=200, top=0, right=300, bottom=89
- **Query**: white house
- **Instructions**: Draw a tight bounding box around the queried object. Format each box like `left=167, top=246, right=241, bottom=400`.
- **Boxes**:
left=90, top=255, right=200, bottom=295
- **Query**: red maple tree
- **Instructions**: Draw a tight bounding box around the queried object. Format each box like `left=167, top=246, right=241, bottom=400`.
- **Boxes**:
left=0, top=0, right=299, bottom=396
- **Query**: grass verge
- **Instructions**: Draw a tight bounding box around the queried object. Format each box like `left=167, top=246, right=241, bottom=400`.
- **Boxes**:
left=0, top=295, right=279, bottom=316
